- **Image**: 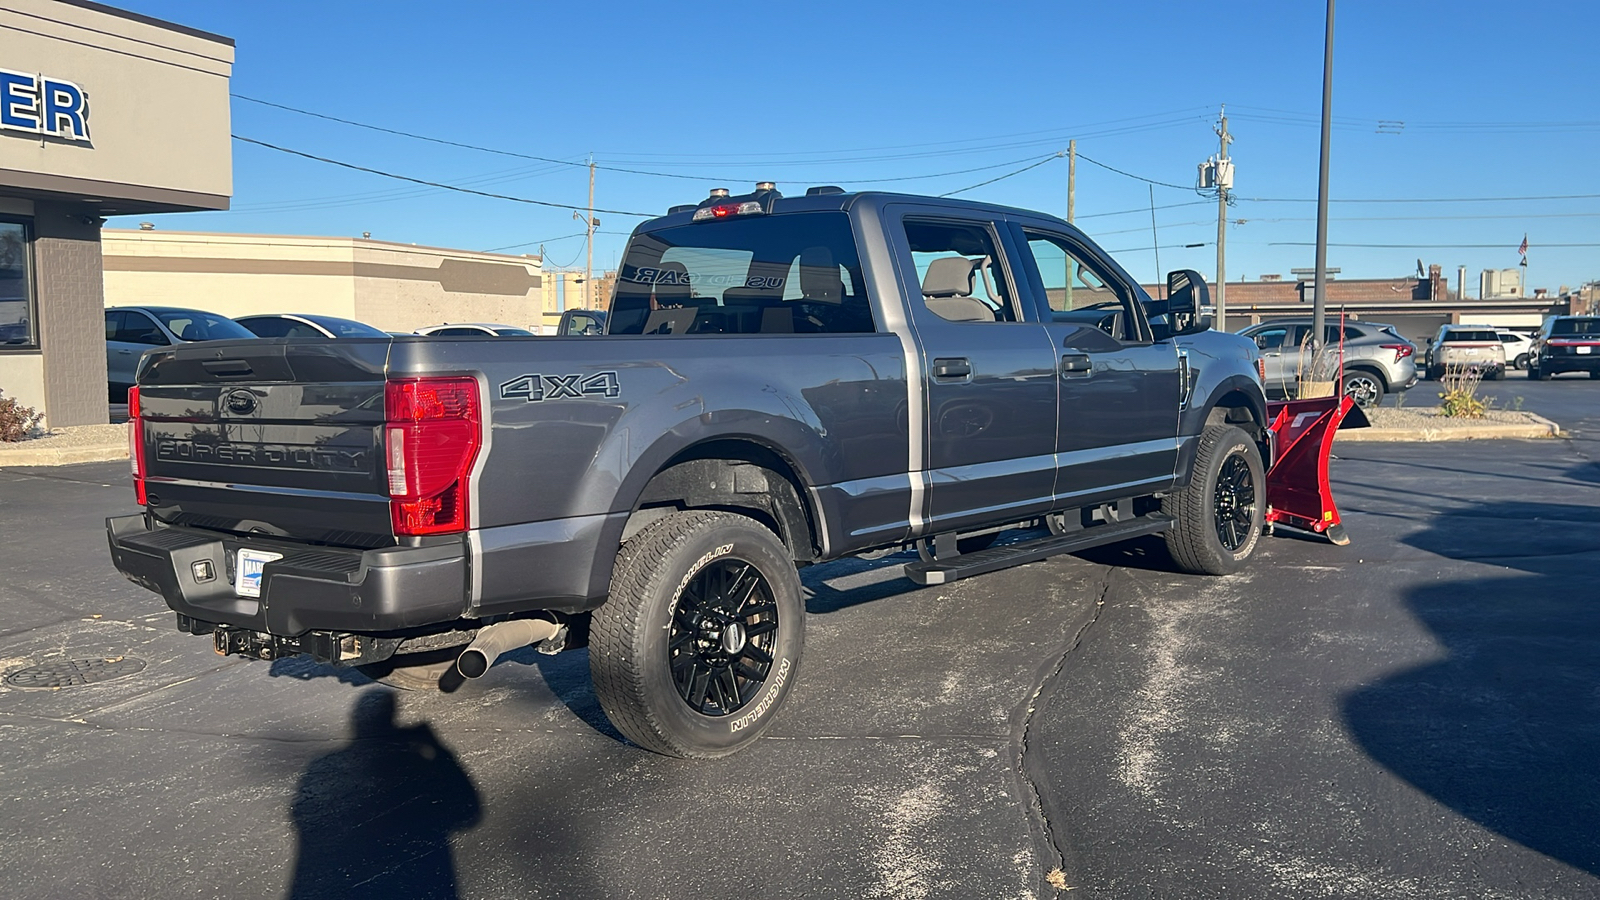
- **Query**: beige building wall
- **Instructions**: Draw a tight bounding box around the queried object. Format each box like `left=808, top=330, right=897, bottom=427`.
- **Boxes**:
left=0, top=0, right=233, bottom=212
left=102, top=230, right=546, bottom=333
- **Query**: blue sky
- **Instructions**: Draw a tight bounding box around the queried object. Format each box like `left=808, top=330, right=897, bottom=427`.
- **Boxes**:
left=120, top=0, right=1600, bottom=294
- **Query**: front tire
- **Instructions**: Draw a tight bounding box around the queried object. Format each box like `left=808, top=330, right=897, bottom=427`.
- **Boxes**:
left=1163, top=424, right=1266, bottom=576
left=591, top=510, right=804, bottom=758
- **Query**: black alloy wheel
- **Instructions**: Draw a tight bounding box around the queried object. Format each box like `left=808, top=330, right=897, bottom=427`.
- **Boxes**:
left=1212, top=454, right=1257, bottom=553
left=669, top=559, right=779, bottom=716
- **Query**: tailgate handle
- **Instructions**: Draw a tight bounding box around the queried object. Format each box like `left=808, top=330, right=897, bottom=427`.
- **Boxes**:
left=202, top=359, right=254, bottom=378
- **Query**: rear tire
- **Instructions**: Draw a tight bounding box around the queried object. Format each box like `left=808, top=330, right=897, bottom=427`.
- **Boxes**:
left=1532, top=365, right=1551, bottom=381
left=1163, top=424, right=1266, bottom=576
left=1341, top=370, right=1384, bottom=408
left=591, top=509, right=804, bottom=758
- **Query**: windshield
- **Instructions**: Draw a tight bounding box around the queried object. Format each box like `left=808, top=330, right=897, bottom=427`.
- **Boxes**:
left=302, top=315, right=388, bottom=338
left=151, top=309, right=255, bottom=342
left=611, top=211, right=874, bottom=335
left=1551, top=318, right=1600, bottom=337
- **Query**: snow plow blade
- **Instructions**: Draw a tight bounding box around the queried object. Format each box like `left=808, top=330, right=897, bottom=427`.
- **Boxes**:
left=1264, top=395, right=1367, bottom=545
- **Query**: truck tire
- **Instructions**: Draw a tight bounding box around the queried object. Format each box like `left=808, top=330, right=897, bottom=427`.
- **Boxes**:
left=1163, top=424, right=1265, bottom=576
left=591, top=509, right=804, bottom=758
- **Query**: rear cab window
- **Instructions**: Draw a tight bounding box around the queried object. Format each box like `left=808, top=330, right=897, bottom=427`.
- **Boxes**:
left=611, top=212, right=874, bottom=335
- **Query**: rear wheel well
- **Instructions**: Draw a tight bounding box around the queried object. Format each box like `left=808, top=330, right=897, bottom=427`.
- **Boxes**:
left=626, top=440, right=820, bottom=563
left=1342, top=362, right=1389, bottom=389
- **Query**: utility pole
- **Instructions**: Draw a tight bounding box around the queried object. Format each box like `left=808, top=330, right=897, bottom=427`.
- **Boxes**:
left=1067, top=139, right=1076, bottom=224
left=1311, top=0, right=1336, bottom=359
left=1215, top=108, right=1232, bottom=331
left=585, top=157, right=596, bottom=309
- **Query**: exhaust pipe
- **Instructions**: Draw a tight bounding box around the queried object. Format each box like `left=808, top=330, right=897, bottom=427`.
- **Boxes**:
left=457, top=619, right=561, bottom=679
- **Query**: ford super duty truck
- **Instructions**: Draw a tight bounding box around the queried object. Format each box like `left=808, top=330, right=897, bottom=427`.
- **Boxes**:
left=108, top=186, right=1270, bottom=758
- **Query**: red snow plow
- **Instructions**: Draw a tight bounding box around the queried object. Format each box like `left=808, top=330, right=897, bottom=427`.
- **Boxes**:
left=1264, top=395, right=1368, bottom=545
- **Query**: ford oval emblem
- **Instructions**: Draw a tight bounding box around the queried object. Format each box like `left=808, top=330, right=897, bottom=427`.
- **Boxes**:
left=224, top=390, right=258, bottom=415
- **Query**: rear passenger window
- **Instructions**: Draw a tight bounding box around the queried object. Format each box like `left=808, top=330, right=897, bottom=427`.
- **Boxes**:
left=904, top=219, right=1019, bottom=323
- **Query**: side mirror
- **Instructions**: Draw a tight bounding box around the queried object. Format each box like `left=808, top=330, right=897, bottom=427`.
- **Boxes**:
left=1147, top=270, right=1212, bottom=339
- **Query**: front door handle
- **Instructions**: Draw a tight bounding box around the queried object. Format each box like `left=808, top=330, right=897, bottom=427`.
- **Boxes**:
left=1060, top=353, right=1092, bottom=377
left=931, top=357, right=971, bottom=381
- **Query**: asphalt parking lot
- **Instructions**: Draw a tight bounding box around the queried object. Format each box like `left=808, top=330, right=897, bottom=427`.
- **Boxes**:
left=2, top=379, right=1598, bottom=899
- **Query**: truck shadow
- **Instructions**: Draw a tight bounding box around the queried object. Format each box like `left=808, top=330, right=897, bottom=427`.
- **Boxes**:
left=285, top=690, right=482, bottom=899
left=1341, top=500, right=1600, bottom=876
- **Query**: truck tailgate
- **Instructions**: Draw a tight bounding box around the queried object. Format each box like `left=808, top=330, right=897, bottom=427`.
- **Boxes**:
left=135, top=339, right=395, bottom=548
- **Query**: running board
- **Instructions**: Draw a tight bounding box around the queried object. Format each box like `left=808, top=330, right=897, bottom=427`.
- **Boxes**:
left=903, top=513, right=1176, bottom=586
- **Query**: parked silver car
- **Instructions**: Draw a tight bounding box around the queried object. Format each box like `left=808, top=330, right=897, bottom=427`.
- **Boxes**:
left=1238, top=317, right=1419, bottom=408
left=1427, top=325, right=1506, bottom=380
left=415, top=322, right=535, bottom=337
left=105, top=306, right=255, bottom=400
left=236, top=313, right=388, bottom=339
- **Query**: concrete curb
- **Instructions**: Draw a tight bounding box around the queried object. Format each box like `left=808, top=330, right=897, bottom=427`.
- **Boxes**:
left=0, top=442, right=129, bottom=467
left=1335, top=412, right=1560, bottom=442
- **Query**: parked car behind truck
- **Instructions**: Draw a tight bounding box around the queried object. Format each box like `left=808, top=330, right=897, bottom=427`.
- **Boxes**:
left=105, top=306, right=256, bottom=401
left=1238, top=317, right=1417, bottom=408
left=1428, top=325, right=1506, bottom=380
left=108, top=186, right=1271, bottom=758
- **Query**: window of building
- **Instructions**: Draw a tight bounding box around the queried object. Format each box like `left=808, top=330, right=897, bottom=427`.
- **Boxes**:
left=0, top=217, right=36, bottom=350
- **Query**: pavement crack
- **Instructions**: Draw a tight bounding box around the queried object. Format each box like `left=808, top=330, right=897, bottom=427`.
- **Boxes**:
left=1011, top=565, right=1116, bottom=896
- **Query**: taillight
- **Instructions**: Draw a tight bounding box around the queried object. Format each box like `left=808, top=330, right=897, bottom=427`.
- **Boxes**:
left=127, top=386, right=147, bottom=506
left=1380, top=343, right=1414, bottom=363
left=384, top=377, right=482, bottom=536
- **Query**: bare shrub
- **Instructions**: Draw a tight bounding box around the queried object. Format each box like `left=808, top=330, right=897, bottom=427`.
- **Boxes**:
left=0, top=389, right=44, bottom=442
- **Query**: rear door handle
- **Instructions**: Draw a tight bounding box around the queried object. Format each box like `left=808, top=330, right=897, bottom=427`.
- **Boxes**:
left=931, top=357, right=971, bottom=381
left=1060, top=353, right=1092, bottom=377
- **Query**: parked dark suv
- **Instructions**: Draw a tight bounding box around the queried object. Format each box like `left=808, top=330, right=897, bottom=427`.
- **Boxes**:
left=1529, top=316, right=1600, bottom=380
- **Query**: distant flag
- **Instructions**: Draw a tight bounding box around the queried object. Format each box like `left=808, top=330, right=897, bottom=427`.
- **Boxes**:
left=1519, top=234, right=1529, bottom=257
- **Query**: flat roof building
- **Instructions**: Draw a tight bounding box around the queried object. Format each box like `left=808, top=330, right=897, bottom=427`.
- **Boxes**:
left=1, top=0, right=233, bottom=426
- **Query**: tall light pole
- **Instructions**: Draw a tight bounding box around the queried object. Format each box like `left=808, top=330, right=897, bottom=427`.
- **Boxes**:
left=1311, top=0, right=1335, bottom=356
left=1215, top=108, right=1232, bottom=330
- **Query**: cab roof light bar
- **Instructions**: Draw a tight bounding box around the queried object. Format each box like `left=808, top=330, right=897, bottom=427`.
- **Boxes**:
left=690, top=183, right=783, bottom=221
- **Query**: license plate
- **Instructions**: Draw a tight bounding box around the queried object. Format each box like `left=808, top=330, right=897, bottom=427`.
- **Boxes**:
left=1579, top=346, right=1592, bottom=355
left=236, top=549, right=283, bottom=598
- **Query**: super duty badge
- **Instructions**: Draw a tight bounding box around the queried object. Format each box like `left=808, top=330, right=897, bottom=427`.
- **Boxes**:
left=499, top=372, right=620, bottom=402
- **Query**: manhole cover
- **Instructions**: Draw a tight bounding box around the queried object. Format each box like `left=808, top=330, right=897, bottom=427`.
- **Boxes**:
left=4, top=657, right=146, bottom=688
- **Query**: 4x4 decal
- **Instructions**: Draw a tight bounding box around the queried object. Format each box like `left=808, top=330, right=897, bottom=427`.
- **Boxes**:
left=499, top=371, right=620, bottom=402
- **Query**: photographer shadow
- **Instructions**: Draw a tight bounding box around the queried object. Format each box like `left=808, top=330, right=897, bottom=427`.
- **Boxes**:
left=287, top=690, right=481, bottom=899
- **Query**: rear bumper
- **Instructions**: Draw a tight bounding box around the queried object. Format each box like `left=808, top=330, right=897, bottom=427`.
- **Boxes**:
left=106, top=514, right=467, bottom=636
left=1536, top=355, right=1600, bottom=374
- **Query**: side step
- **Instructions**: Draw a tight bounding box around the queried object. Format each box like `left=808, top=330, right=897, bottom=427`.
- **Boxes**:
left=903, top=513, right=1175, bottom=586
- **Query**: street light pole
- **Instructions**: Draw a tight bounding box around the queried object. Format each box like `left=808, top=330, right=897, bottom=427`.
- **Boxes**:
left=1311, top=0, right=1336, bottom=356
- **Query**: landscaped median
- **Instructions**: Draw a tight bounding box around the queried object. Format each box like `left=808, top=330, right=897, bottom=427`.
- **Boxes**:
left=1337, top=406, right=1561, bottom=442
left=0, top=424, right=130, bottom=467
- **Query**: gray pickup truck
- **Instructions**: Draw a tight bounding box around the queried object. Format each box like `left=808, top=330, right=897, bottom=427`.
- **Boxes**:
left=108, top=186, right=1270, bottom=758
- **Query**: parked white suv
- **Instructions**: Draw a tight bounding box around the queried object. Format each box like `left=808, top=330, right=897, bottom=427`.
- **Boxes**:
left=1427, top=325, right=1506, bottom=380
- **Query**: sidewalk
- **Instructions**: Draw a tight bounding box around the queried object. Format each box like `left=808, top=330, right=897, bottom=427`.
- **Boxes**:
left=0, top=424, right=128, bottom=467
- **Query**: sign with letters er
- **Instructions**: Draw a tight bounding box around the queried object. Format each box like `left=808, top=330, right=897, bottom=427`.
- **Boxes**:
left=0, top=69, right=90, bottom=142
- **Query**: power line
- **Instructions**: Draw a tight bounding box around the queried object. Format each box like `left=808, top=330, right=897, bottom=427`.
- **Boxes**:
left=939, top=154, right=1059, bottom=197
left=232, top=135, right=661, bottom=216
left=482, top=232, right=587, bottom=254
left=1074, top=200, right=1214, bottom=220
left=232, top=93, right=1175, bottom=187
left=1074, top=152, right=1193, bottom=190
left=1269, top=241, right=1600, bottom=249
left=1240, top=192, right=1600, bottom=204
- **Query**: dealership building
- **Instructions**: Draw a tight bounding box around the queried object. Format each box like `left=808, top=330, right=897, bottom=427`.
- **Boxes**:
left=1, top=0, right=232, bottom=427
